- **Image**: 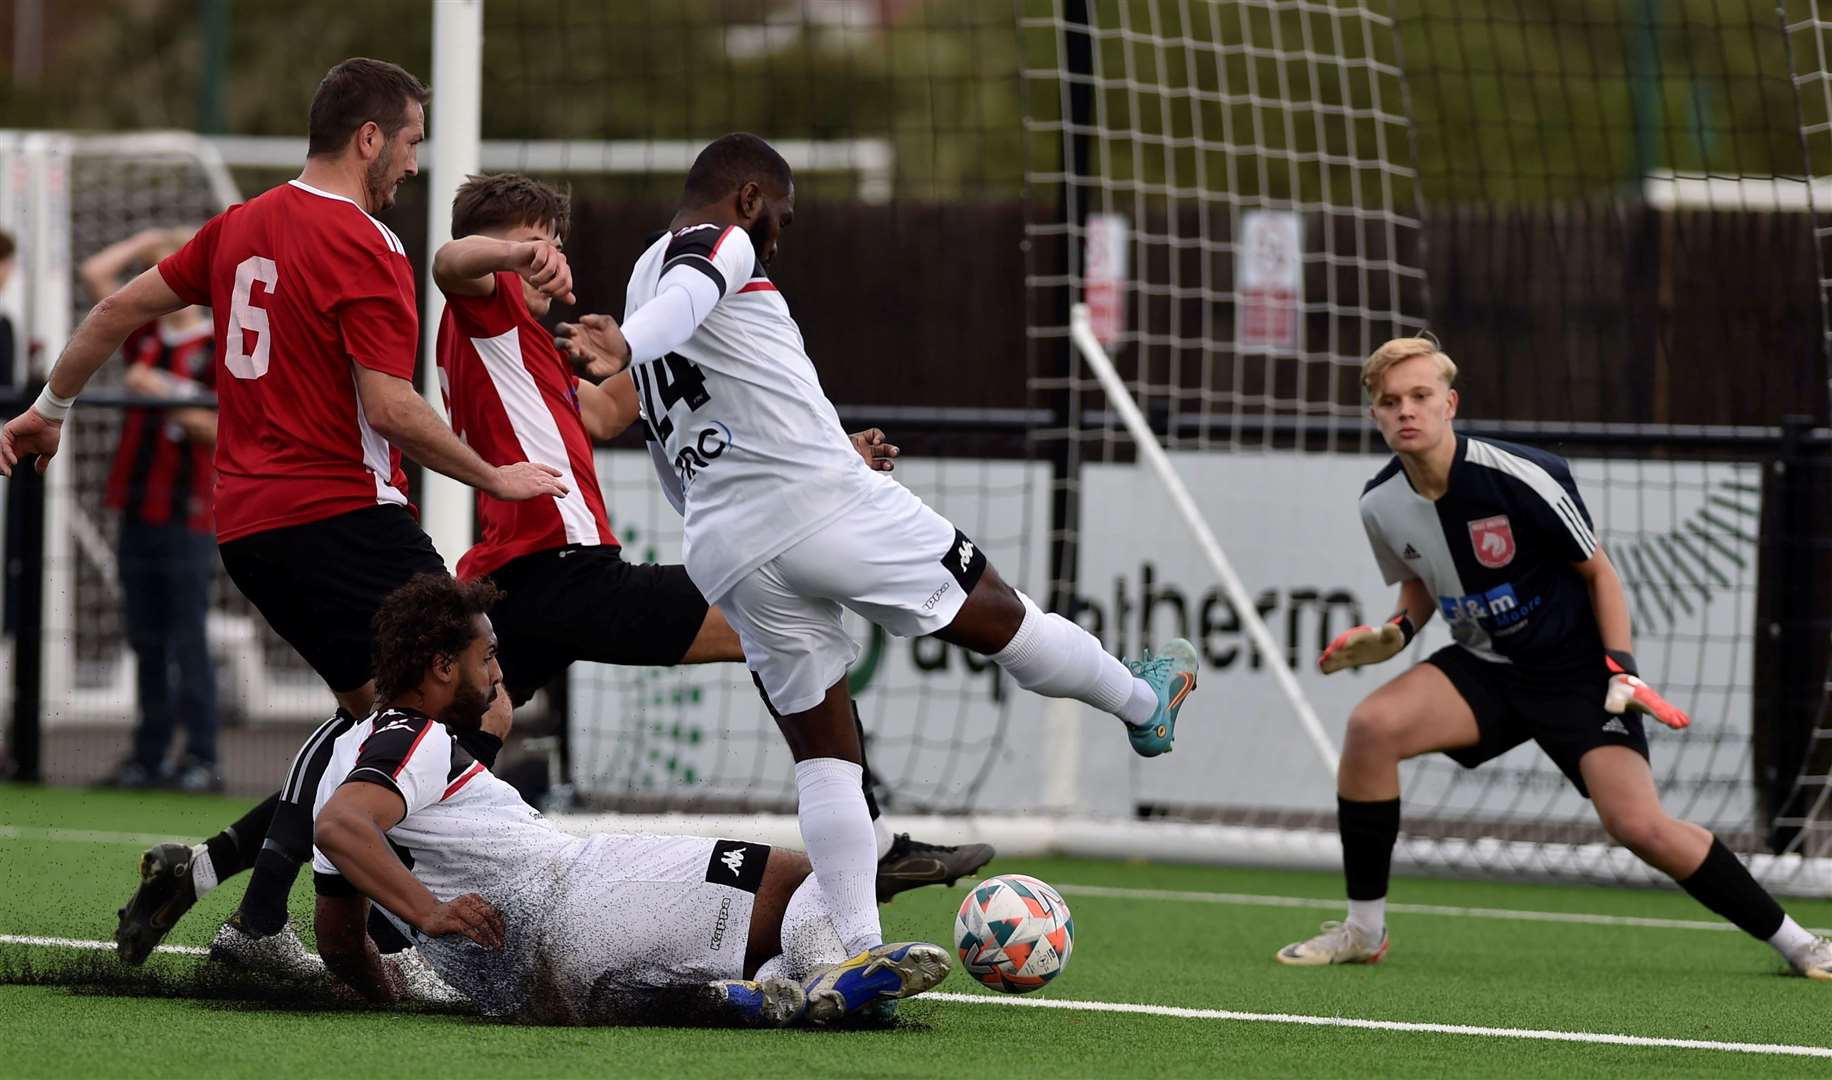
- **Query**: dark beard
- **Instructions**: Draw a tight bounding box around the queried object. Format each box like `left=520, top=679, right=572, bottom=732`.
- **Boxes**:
left=442, top=677, right=494, bottom=732
left=365, top=149, right=396, bottom=211
left=746, top=212, right=773, bottom=266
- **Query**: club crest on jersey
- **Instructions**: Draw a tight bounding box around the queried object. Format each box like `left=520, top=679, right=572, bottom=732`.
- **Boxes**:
left=1467, top=515, right=1516, bottom=568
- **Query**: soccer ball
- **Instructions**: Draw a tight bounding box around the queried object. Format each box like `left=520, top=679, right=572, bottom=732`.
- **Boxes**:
left=953, top=873, right=1074, bottom=993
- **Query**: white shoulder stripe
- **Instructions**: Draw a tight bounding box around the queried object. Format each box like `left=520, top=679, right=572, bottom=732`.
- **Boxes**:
left=1464, top=439, right=1597, bottom=555
left=286, top=179, right=406, bottom=256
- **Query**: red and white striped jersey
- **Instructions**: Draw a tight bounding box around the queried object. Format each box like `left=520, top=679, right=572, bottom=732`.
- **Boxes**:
left=437, top=271, right=615, bottom=581
left=156, top=180, right=416, bottom=542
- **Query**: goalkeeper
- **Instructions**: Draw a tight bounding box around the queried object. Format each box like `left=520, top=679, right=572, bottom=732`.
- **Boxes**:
left=1276, top=337, right=1831, bottom=980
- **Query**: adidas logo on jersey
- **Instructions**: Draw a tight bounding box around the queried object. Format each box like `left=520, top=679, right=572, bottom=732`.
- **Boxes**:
left=958, top=540, right=975, bottom=573
left=721, top=847, right=746, bottom=877
left=1601, top=717, right=1629, bottom=736
left=1402, top=543, right=1421, bottom=560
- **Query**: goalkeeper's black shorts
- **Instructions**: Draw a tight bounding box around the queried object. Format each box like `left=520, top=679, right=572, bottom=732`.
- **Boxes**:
left=1425, top=644, right=1650, bottom=799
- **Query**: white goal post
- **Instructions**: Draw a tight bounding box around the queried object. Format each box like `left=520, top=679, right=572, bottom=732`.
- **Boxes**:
left=1069, top=302, right=1340, bottom=775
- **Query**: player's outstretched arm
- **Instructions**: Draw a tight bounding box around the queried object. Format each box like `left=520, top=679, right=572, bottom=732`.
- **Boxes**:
left=0, top=266, right=185, bottom=477
left=432, top=235, right=574, bottom=304
left=354, top=367, right=569, bottom=502
left=314, top=891, right=403, bottom=1004
left=1575, top=547, right=1692, bottom=730
left=315, top=783, right=507, bottom=950
left=1319, top=577, right=1434, bottom=674
left=576, top=371, right=640, bottom=441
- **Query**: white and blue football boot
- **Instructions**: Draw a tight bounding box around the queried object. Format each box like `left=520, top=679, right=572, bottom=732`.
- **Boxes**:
left=801, top=941, right=952, bottom=1025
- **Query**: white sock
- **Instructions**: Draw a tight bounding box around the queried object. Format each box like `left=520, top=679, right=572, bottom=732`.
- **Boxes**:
left=754, top=955, right=788, bottom=982
left=190, top=844, right=219, bottom=899
left=1121, top=678, right=1159, bottom=727
left=1769, top=914, right=1816, bottom=960
left=872, top=814, right=894, bottom=860
left=794, top=758, right=883, bottom=957
left=1346, top=897, right=1385, bottom=938
left=992, top=592, right=1154, bottom=725
left=767, top=874, right=849, bottom=981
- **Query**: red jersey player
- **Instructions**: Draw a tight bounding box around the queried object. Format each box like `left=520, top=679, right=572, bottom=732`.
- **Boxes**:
left=0, top=59, right=568, bottom=979
left=430, top=173, right=994, bottom=901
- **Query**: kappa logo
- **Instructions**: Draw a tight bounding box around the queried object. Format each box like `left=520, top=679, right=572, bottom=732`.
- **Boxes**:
left=1601, top=717, right=1629, bottom=736
left=708, top=895, right=733, bottom=951
left=705, top=839, right=768, bottom=894
left=373, top=717, right=418, bottom=737
left=1402, top=543, right=1422, bottom=560
left=939, top=528, right=987, bottom=594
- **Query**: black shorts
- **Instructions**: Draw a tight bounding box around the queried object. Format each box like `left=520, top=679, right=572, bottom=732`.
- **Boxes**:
left=485, top=545, right=711, bottom=706
left=1425, top=644, right=1650, bottom=799
left=218, top=505, right=446, bottom=693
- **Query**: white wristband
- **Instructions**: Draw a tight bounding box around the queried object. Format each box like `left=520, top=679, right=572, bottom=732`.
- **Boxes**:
left=33, top=386, right=75, bottom=422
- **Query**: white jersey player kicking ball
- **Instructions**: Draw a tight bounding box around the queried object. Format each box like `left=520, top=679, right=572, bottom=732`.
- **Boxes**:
left=311, top=573, right=951, bottom=1025
left=555, top=132, right=1201, bottom=963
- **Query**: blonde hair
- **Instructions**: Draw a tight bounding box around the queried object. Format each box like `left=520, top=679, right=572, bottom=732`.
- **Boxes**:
left=1361, top=336, right=1457, bottom=397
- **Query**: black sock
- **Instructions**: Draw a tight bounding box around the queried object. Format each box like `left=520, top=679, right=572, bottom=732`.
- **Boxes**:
left=1339, top=796, right=1401, bottom=902
left=1678, top=837, right=1785, bottom=941
left=852, top=698, right=883, bottom=822
left=204, top=791, right=280, bottom=880
left=233, top=799, right=313, bottom=937
left=368, top=906, right=414, bottom=954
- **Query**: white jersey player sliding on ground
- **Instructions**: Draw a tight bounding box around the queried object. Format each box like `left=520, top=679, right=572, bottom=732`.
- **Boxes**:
left=310, top=573, right=952, bottom=1025
left=555, top=132, right=1202, bottom=965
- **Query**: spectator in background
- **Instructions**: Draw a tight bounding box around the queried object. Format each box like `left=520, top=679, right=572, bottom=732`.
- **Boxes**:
left=0, top=228, right=15, bottom=652
left=0, top=228, right=15, bottom=386
left=81, top=227, right=222, bottom=792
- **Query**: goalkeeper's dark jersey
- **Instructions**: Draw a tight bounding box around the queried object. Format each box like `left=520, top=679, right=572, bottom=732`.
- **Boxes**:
left=1358, top=434, right=1603, bottom=673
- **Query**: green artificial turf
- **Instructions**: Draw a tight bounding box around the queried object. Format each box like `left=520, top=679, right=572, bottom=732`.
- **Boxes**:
left=4, top=785, right=1831, bottom=1079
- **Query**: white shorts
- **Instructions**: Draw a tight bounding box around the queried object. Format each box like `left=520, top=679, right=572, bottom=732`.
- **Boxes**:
left=717, top=477, right=987, bottom=714
left=527, top=833, right=772, bottom=1021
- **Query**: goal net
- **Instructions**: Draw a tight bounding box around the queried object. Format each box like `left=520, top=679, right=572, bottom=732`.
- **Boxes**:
left=1023, top=0, right=1832, bottom=893
left=0, top=132, right=330, bottom=731
left=467, top=1, right=1832, bottom=895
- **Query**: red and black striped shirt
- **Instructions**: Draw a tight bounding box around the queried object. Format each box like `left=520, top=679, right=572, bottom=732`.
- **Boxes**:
left=104, top=322, right=216, bottom=531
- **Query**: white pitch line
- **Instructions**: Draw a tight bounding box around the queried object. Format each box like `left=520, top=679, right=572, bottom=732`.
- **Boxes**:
left=3, top=933, right=1824, bottom=1060
left=5, top=826, right=1827, bottom=936
left=0, top=934, right=207, bottom=956
left=921, top=992, right=1832, bottom=1060
left=1050, top=882, right=1832, bottom=936
left=0, top=825, right=172, bottom=846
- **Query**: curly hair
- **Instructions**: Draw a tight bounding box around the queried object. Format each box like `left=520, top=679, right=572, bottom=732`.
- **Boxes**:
left=370, top=574, right=501, bottom=702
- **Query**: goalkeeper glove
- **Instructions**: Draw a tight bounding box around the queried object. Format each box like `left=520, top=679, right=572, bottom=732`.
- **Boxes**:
left=1603, top=651, right=1691, bottom=730
left=1319, top=614, right=1415, bottom=674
